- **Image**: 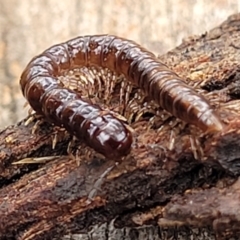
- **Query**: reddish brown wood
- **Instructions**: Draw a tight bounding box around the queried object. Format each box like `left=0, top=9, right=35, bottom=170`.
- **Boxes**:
left=1, top=13, right=240, bottom=240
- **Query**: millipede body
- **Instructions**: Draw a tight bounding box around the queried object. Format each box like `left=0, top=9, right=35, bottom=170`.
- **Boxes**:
left=20, top=35, right=223, bottom=158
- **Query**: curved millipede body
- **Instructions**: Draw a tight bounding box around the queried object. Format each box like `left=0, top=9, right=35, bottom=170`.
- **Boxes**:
left=20, top=35, right=223, bottom=158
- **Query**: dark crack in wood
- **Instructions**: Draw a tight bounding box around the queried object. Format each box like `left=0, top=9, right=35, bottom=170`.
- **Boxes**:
left=1, top=13, right=240, bottom=240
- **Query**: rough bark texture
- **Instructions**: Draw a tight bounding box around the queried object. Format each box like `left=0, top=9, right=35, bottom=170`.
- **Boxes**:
left=1, top=12, right=240, bottom=240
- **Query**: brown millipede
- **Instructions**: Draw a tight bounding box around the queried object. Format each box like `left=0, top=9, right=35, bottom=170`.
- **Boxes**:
left=20, top=35, right=223, bottom=158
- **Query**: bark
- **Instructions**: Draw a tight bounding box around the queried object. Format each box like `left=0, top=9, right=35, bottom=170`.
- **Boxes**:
left=1, top=13, right=240, bottom=240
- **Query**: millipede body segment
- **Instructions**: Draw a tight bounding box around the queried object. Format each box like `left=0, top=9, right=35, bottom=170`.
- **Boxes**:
left=20, top=35, right=223, bottom=158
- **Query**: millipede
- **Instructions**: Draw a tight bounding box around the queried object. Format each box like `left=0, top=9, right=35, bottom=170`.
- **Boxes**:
left=20, top=35, right=224, bottom=159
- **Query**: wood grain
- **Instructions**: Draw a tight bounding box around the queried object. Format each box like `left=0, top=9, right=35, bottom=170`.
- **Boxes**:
left=1, top=13, right=240, bottom=240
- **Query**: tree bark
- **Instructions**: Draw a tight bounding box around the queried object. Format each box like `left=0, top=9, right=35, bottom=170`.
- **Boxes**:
left=1, top=13, right=240, bottom=240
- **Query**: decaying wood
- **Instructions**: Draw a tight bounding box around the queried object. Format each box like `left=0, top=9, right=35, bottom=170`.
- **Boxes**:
left=1, top=13, right=240, bottom=240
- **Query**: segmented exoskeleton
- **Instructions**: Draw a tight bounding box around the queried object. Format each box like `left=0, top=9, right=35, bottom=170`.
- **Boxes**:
left=20, top=35, right=223, bottom=158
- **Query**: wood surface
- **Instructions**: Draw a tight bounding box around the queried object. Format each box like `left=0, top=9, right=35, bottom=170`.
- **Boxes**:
left=1, top=13, right=240, bottom=240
